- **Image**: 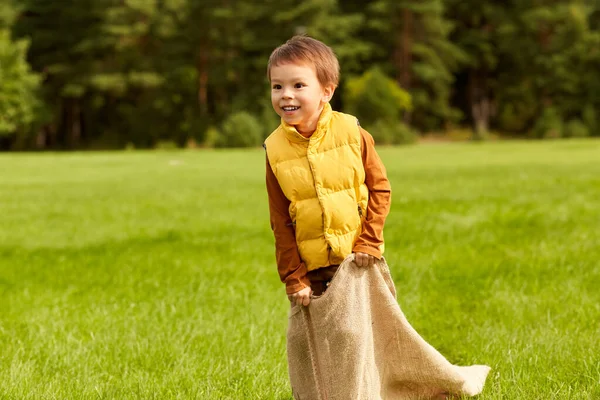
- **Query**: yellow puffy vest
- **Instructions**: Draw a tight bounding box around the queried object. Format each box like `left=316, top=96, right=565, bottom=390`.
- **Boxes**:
left=265, top=103, right=373, bottom=271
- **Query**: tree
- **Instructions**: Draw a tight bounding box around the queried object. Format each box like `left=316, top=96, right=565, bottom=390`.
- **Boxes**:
left=0, top=2, right=41, bottom=142
left=445, top=0, right=505, bottom=138
left=497, top=1, right=600, bottom=135
left=367, top=0, right=468, bottom=131
left=344, top=66, right=412, bottom=126
left=13, top=0, right=115, bottom=148
left=5, top=0, right=600, bottom=149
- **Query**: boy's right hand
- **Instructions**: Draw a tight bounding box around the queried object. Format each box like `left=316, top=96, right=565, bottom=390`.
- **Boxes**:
left=288, top=286, right=312, bottom=307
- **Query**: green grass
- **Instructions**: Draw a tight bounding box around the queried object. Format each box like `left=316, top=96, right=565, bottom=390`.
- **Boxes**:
left=1, top=139, right=599, bottom=399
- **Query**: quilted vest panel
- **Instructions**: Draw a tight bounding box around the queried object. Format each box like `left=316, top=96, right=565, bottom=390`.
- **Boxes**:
left=265, top=104, right=370, bottom=271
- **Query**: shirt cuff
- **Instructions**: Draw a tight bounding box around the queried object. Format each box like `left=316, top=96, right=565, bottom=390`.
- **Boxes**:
left=285, top=275, right=312, bottom=295
left=353, top=244, right=382, bottom=260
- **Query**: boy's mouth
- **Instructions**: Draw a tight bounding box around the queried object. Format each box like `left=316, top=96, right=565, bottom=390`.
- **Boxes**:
left=282, top=106, right=300, bottom=112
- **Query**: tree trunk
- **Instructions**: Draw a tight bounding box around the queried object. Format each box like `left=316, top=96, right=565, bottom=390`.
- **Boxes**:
left=400, top=7, right=413, bottom=91
left=35, top=129, right=46, bottom=149
left=468, top=70, right=490, bottom=139
left=197, top=42, right=209, bottom=116
left=395, top=7, right=413, bottom=123
left=472, top=98, right=490, bottom=137
left=70, top=99, right=81, bottom=148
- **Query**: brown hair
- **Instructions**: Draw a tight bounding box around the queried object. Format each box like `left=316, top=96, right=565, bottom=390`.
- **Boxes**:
left=267, top=35, right=340, bottom=88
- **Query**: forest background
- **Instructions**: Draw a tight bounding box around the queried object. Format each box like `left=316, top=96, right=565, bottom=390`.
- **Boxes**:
left=1, top=0, right=599, bottom=150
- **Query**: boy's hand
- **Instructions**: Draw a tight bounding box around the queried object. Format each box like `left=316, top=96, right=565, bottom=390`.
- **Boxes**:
left=354, top=252, right=375, bottom=268
left=288, top=286, right=312, bottom=307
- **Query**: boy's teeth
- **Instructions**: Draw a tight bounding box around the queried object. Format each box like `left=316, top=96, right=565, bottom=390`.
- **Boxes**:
left=283, top=106, right=299, bottom=111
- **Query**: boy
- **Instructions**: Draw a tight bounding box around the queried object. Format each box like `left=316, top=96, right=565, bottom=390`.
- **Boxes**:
left=264, top=37, right=490, bottom=400
left=264, top=35, right=391, bottom=306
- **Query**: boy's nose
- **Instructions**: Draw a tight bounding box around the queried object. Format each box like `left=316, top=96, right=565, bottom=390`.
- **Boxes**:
left=282, top=88, right=293, bottom=99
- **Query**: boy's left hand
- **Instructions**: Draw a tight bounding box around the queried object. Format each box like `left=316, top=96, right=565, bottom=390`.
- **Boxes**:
left=354, top=252, right=375, bottom=268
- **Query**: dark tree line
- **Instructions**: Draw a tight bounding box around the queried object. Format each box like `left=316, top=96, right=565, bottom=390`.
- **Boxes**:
left=1, top=0, right=599, bottom=150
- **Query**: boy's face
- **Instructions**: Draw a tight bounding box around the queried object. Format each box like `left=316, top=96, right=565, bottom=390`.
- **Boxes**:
left=270, top=62, right=335, bottom=136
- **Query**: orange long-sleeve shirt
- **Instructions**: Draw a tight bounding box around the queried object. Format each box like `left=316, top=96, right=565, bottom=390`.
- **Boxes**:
left=266, top=127, right=391, bottom=294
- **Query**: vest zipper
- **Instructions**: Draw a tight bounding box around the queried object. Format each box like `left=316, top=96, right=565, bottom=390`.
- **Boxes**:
left=358, top=204, right=363, bottom=218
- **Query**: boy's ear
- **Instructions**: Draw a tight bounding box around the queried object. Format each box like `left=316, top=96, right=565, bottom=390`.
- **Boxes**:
left=322, top=84, right=336, bottom=103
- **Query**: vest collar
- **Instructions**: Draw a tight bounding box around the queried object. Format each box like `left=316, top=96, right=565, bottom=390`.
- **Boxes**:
left=281, top=103, right=332, bottom=144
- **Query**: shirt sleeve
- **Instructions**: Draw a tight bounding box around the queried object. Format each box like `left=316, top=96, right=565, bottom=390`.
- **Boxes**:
left=353, top=127, right=392, bottom=259
left=265, top=156, right=311, bottom=294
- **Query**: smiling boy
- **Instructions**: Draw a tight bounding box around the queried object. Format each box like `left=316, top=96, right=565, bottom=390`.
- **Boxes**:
left=264, top=35, right=391, bottom=307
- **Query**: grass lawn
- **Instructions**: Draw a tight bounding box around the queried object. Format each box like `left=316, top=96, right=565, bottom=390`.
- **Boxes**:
left=1, top=139, right=599, bottom=399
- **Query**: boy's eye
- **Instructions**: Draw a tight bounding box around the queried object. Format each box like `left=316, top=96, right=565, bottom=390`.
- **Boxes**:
left=294, top=83, right=305, bottom=89
left=272, top=84, right=282, bottom=90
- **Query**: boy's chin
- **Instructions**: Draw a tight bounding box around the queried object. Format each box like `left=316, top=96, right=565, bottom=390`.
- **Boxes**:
left=281, top=116, right=301, bottom=125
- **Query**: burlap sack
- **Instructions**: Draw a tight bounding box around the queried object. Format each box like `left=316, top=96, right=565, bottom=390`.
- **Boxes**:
left=287, top=256, right=490, bottom=400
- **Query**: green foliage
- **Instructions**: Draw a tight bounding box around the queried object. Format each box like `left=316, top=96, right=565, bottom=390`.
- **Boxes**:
left=202, top=126, right=220, bottom=148
left=495, top=92, right=538, bottom=133
left=492, top=1, right=600, bottom=136
left=532, top=107, right=564, bottom=139
left=274, top=0, right=370, bottom=75
left=344, top=67, right=412, bottom=127
left=582, top=104, right=598, bottom=137
left=367, top=0, right=467, bottom=130
left=564, top=119, right=590, bottom=138
left=0, top=1, right=18, bottom=30
left=3, top=0, right=600, bottom=148
left=370, top=119, right=418, bottom=146
left=217, top=112, right=263, bottom=148
left=260, top=97, right=281, bottom=139
left=0, top=30, right=41, bottom=136
left=154, top=140, right=179, bottom=150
